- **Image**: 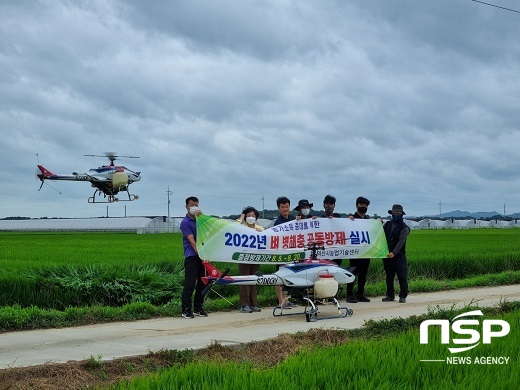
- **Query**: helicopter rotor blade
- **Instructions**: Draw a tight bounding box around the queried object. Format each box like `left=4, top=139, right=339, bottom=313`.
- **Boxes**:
left=84, top=153, right=140, bottom=161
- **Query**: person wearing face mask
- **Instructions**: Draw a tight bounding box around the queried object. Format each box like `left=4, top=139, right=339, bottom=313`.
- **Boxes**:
left=294, top=199, right=314, bottom=220
left=382, top=204, right=410, bottom=303
left=346, top=196, right=372, bottom=303
left=236, top=206, right=264, bottom=313
left=180, top=196, right=207, bottom=319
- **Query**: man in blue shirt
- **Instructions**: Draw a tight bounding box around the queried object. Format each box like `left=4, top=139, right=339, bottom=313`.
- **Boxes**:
left=180, top=196, right=207, bottom=319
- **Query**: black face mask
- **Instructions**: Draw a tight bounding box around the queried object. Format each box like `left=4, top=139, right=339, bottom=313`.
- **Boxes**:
left=357, top=207, right=368, bottom=214
left=392, top=215, right=403, bottom=223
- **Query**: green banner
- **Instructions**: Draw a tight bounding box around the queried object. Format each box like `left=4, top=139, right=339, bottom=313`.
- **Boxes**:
left=196, top=214, right=388, bottom=264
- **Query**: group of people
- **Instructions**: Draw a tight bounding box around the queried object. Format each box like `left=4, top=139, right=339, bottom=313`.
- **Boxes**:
left=179, top=195, right=410, bottom=319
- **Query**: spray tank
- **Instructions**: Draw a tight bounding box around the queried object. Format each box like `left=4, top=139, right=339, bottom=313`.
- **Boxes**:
left=314, top=273, right=339, bottom=299
left=112, top=168, right=128, bottom=188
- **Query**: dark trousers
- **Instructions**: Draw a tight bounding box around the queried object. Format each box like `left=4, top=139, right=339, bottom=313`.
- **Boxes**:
left=238, top=263, right=260, bottom=307
left=182, top=255, right=206, bottom=312
left=346, top=258, right=370, bottom=297
left=382, top=255, right=408, bottom=299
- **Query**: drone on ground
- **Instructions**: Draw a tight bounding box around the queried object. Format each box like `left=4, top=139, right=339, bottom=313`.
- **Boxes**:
left=201, top=244, right=356, bottom=322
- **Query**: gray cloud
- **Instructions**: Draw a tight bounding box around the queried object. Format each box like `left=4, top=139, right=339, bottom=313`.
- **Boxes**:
left=1, top=0, right=519, bottom=219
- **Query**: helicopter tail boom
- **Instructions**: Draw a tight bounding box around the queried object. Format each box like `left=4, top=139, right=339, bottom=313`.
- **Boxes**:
left=36, top=165, right=56, bottom=181
left=202, top=261, right=285, bottom=287
left=37, top=165, right=90, bottom=182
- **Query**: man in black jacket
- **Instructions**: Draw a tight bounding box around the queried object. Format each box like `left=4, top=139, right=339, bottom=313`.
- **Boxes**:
left=382, top=204, right=410, bottom=303
left=346, top=196, right=371, bottom=303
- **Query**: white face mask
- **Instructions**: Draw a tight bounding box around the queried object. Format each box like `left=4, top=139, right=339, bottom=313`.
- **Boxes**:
left=246, top=216, right=256, bottom=225
left=301, top=208, right=310, bottom=216
left=189, top=206, right=199, bottom=216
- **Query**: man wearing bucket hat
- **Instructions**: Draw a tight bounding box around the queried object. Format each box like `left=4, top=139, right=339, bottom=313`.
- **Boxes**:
left=294, top=199, right=314, bottom=220
left=382, top=204, right=410, bottom=303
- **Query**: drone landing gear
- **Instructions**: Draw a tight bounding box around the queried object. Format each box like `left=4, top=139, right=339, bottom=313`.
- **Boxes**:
left=272, top=299, right=305, bottom=319
left=272, top=297, right=353, bottom=322
left=88, top=190, right=139, bottom=203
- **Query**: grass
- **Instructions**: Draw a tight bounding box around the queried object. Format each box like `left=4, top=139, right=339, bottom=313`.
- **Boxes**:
left=108, top=302, right=520, bottom=389
left=0, top=229, right=519, bottom=331
left=0, top=232, right=183, bottom=269
left=2, top=301, right=518, bottom=389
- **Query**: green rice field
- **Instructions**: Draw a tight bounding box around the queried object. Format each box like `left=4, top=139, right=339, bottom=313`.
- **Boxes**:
left=1, top=230, right=518, bottom=389
left=0, top=229, right=519, bottom=330
left=110, top=304, right=520, bottom=389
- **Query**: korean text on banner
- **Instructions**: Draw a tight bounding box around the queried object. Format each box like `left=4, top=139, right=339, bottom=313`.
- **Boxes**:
left=196, top=215, right=388, bottom=264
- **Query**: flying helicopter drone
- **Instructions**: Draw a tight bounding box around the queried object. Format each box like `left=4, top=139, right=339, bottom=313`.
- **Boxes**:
left=201, top=244, right=356, bottom=322
left=36, top=153, right=141, bottom=203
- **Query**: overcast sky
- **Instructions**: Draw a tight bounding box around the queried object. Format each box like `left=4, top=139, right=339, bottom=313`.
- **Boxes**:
left=1, top=0, right=520, bottom=219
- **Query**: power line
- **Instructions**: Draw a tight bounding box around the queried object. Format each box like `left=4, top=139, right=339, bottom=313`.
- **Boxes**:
left=470, top=0, right=520, bottom=14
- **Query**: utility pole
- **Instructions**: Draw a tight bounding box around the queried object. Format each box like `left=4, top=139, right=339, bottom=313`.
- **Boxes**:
left=166, top=186, right=173, bottom=219
left=504, top=203, right=506, bottom=217
left=438, top=201, right=442, bottom=218
left=261, top=195, right=265, bottom=218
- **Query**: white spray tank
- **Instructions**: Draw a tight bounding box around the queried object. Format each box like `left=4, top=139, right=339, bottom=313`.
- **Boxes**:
left=314, top=273, right=339, bottom=299
left=112, top=168, right=128, bottom=188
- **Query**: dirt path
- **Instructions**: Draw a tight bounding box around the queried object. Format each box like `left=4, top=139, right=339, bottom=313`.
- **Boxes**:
left=1, top=284, right=518, bottom=369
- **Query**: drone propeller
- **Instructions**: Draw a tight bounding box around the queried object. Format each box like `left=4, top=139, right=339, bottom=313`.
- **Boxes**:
left=84, top=153, right=140, bottom=165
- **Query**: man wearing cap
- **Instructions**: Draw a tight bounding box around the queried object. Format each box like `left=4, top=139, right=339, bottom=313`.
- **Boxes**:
left=346, top=196, right=372, bottom=303
left=382, top=204, right=410, bottom=303
left=294, top=199, right=314, bottom=220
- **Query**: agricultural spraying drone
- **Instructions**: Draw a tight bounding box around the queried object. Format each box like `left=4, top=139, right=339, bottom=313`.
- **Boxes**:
left=37, top=152, right=141, bottom=203
left=201, top=244, right=356, bottom=322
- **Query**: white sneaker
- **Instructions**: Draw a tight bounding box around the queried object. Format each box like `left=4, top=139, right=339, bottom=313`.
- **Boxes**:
left=281, top=301, right=296, bottom=309
left=240, top=306, right=252, bottom=313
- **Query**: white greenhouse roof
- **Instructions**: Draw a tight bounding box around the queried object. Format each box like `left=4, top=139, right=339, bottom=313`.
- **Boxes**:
left=2, top=216, right=518, bottom=232
left=0, top=217, right=154, bottom=231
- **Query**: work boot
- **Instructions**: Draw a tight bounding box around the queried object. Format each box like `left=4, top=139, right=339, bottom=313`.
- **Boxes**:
left=357, top=296, right=371, bottom=302
left=399, top=297, right=406, bottom=303
left=346, top=296, right=358, bottom=303
left=382, top=296, right=395, bottom=302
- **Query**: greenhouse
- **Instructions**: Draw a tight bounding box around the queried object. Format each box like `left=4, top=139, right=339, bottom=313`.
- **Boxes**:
left=0, top=216, right=518, bottom=233
left=0, top=217, right=183, bottom=233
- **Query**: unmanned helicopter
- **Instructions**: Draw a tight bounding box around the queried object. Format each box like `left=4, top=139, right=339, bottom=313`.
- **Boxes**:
left=201, top=244, right=356, bottom=322
left=36, top=153, right=141, bottom=203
